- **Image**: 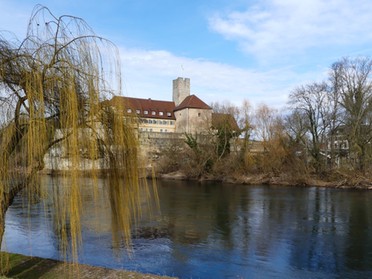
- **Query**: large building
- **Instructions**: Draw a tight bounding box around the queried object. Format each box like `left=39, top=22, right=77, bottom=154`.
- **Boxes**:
left=109, top=77, right=214, bottom=134
left=43, top=77, right=239, bottom=171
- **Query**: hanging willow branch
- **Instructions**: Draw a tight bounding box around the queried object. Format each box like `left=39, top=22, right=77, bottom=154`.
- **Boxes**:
left=0, top=4, right=152, bottom=268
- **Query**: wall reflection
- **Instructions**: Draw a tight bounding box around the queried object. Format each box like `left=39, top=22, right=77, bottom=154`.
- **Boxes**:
left=3, top=177, right=372, bottom=278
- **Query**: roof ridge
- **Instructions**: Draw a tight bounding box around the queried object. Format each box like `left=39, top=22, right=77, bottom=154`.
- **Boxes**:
left=174, top=94, right=211, bottom=111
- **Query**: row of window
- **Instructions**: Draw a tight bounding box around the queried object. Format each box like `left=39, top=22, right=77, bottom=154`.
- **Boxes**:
left=127, top=108, right=172, bottom=117
left=140, top=128, right=168, bottom=133
left=141, top=119, right=174, bottom=125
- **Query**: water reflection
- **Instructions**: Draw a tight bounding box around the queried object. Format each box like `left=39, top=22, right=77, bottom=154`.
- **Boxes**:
left=3, top=177, right=372, bottom=278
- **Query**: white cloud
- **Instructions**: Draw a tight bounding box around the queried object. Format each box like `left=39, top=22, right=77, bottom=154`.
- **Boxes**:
left=208, top=0, right=372, bottom=64
left=0, top=1, right=334, bottom=109
left=119, top=47, right=324, bottom=108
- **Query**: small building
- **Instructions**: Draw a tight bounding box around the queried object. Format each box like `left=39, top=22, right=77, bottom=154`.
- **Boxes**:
left=174, top=94, right=212, bottom=134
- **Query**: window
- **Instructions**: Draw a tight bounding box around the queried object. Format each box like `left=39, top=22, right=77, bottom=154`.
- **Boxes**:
left=153, top=120, right=157, bottom=124
left=127, top=108, right=132, bottom=113
left=198, top=112, right=201, bottom=117
left=170, top=121, right=174, bottom=125
left=144, top=110, right=148, bottom=115
left=167, top=112, right=172, bottom=117
left=149, top=120, right=153, bottom=124
left=159, top=111, right=164, bottom=116
left=152, top=111, right=156, bottom=116
left=160, top=129, right=163, bottom=132
left=136, top=109, right=140, bottom=114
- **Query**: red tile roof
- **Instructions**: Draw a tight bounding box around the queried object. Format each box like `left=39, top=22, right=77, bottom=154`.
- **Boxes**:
left=174, top=95, right=212, bottom=112
left=109, top=96, right=176, bottom=120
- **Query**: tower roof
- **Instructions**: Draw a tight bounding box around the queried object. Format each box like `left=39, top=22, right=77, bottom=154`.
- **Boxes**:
left=174, top=94, right=212, bottom=112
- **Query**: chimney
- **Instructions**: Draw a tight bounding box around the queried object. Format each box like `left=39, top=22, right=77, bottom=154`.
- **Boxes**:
left=173, top=77, right=190, bottom=106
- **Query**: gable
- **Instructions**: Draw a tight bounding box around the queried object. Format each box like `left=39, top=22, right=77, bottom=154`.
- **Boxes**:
left=174, top=94, right=212, bottom=112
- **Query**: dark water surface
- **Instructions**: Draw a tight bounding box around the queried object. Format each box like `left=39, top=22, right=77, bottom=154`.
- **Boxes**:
left=2, top=176, right=372, bottom=278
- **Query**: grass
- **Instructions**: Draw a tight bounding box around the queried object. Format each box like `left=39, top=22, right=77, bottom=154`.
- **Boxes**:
left=0, top=252, right=176, bottom=279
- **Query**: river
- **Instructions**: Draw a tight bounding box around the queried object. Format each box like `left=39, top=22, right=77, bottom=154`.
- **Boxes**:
left=2, top=176, right=372, bottom=278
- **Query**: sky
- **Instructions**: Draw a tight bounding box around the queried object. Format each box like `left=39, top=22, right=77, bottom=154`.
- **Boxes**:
left=1, top=0, right=372, bottom=109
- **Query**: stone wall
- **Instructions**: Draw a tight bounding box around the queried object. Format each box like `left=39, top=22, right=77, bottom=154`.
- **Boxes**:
left=138, top=132, right=185, bottom=165
left=43, top=131, right=242, bottom=172
left=175, top=108, right=212, bottom=134
left=173, top=77, right=190, bottom=106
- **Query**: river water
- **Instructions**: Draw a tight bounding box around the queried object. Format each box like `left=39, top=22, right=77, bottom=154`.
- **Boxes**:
left=2, top=176, right=372, bottom=278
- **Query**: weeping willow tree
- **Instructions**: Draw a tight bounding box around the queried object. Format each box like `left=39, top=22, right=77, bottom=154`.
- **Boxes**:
left=0, top=5, right=152, bottom=267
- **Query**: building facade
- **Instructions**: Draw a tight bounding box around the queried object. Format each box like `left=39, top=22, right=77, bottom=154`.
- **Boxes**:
left=109, top=77, right=213, bottom=135
left=43, top=77, right=239, bottom=171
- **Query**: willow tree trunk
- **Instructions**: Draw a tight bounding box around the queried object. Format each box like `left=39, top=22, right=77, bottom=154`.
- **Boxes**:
left=0, top=172, right=37, bottom=249
left=0, top=193, right=14, bottom=249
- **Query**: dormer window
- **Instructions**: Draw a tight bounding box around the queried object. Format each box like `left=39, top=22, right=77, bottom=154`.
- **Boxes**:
left=144, top=110, right=148, bottom=115
left=136, top=109, right=140, bottom=114
left=127, top=108, right=132, bottom=113
left=152, top=111, right=156, bottom=116
left=159, top=111, right=164, bottom=116
left=167, top=112, right=172, bottom=117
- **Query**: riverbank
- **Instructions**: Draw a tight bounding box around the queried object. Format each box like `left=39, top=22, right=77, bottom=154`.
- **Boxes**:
left=0, top=252, right=176, bottom=279
left=159, top=171, right=372, bottom=190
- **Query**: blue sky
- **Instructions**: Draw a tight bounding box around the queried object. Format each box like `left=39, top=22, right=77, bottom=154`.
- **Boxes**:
left=1, top=0, right=372, bottom=109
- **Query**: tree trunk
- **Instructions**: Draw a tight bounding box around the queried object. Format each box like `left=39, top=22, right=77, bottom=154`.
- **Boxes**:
left=0, top=193, right=12, bottom=249
left=0, top=173, right=36, bottom=249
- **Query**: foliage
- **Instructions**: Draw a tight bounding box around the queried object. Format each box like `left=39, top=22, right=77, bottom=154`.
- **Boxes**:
left=0, top=5, right=152, bottom=268
left=184, top=133, right=214, bottom=177
left=158, top=58, right=372, bottom=182
left=331, top=57, right=372, bottom=171
left=288, top=82, right=331, bottom=173
left=288, top=57, right=372, bottom=173
left=156, top=142, right=184, bottom=174
left=210, top=101, right=246, bottom=158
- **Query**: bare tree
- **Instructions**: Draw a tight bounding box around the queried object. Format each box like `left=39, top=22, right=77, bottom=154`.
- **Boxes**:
left=284, top=110, right=308, bottom=146
left=0, top=5, right=150, bottom=264
left=253, top=104, right=278, bottom=142
left=331, top=57, right=372, bottom=171
left=238, top=99, right=253, bottom=152
left=288, top=82, right=331, bottom=173
left=251, top=104, right=289, bottom=174
left=210, top=101, right=241, bottom=158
